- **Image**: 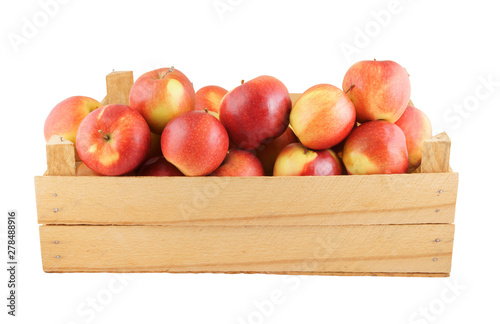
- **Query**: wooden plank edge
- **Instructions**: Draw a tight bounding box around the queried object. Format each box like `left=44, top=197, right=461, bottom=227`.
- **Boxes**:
left=41, top=269, right=449, bottom=277
left=38, top=222, right=455, bottom=227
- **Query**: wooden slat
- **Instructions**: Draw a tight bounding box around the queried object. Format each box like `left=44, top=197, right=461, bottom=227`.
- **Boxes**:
left=100, top=71, right=134, bottom=106
left=39, top=224, right=454, bottom=274
left=35, top=172, right=458, bottom=225
left=421, top=132, right=451, bottom=173
left=45, top=135, right=76, bottom=176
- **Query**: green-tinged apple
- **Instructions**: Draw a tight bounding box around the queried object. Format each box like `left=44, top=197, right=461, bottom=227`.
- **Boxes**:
left=161, top=110, right=229, bottom=176
left=220, top=76, right=291, bottom=150
left=274, top=143, right=344, bottom=176
left=342, top=60, right=411, bottom=123
left=290, top=84, right=356, bottom=150
left=211, top=150, right=264, bottom=176
left=195, top=85, right=228, bottom=118
left=76, top=104, right=151, bottom=176
left=138, top=156, right=184, bottom=176
left=343, top=120, right=408, bottom=175
left=44, top=96, right=101, bottom=143
left=395, top=105, right=432, bottom=171
left=129, top=67, right=195, bottom=134
left=76, top=162, right=102, bottom=176
left=255, top=126, right=297, bottom=176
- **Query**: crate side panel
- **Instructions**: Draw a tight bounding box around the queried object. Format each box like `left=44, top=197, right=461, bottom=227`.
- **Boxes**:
left=36, top=173, right=458, bottom=225
left=40, top=224, right=454, bottom=274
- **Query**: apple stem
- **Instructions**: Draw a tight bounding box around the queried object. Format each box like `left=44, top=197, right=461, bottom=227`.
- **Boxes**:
left=303, top=148, right=309, bottom=155
left=98, top=129, right=110, bottom=140
left=345, top=84, right=355, bottom=94
left=204, top=108, right=209, bottom=113
left=160, top=66, right=175, bottom=79
left=241, top=80, right=244, bottom=85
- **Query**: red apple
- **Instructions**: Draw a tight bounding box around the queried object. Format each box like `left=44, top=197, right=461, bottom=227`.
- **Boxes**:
left=255, top=126, right=297, bottom=176
left=290, top=84, right=356, bottom=150
left=138, top=156, right=184, bottom=176
left=129, top=67, right=195, bottom=134
left=161, top=110, right=229, bottom=176
left=76, top=162, right=102, bottom=176
left=342, top=60, right=411, bottom=123
left=76, top=104, right=151, bottom=176
left=194, top=85, right=228, bottom=118
left=395, top=105, right=432, bottom=171
left=273, top=143, right=344, bottom=176
left=342, top=120, right=408, bottom=175
left=44, top=96, right=102, bottom=143
left=211, top=149, right=264, bottom=176
left=220, top=76, right=292, bottom=150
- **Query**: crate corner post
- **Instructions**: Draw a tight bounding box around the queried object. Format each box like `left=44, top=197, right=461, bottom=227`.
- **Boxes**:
left=101, top=70, right=134, bottom=106
left=45, top=135, right=76, bottom=176
left=421, top=132, right=452, bottom=173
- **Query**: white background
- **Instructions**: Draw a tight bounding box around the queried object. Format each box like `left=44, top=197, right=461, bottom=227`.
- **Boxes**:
left=1, top=0, right=499, bottom=323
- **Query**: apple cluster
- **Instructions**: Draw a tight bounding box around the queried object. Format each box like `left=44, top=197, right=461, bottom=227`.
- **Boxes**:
left=43, top=60, right=432, bottom=177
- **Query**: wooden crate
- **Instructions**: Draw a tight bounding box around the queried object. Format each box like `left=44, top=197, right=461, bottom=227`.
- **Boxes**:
left=35, top=71, right=458, bottom=277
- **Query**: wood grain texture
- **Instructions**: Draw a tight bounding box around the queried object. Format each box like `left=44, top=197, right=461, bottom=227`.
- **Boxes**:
left=45, top=135, right=76, bottom=176
left=100, top=71, right=134, bottom=106
left=39, top=224, right=454, bottom=274
left=35, top=172, right=458, bottom=225
left=421, top=132, right=451, bottom=173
